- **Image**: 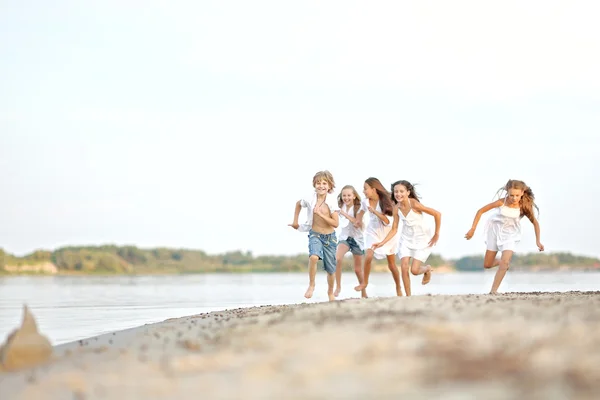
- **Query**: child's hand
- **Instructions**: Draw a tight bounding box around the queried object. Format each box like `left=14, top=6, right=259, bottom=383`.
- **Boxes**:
left=313, top=206, right=323, bottom=217
left=288, top=223, right=299, bottom=230
left=464, top=229, right=475, bottom=240
left=537, top=241, right=545, bottom=251
left=428, top=233, right=439, bottom=247
left=353, top=221, right=363, bottom=229
left=367, top=206, right=375, bottom=213
left=371, top=242, right=382, bottom=249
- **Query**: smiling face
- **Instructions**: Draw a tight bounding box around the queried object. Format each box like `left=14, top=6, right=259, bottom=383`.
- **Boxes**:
left=506, top=188, right=524, bottom=206
left=314, top=179, right=331, bottom=196
left=393, top=183, right=409, bottom=203
left=341, top=188, right=355, bottom=206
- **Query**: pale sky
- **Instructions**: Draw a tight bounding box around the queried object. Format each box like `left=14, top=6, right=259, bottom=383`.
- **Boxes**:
left=1, top=1, right=599, bottom=260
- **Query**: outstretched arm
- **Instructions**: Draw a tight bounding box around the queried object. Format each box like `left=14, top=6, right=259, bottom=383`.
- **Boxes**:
left=412, top=200, right=441, bottom=246
left=371, top=207, right=399, bottom=249
left=527, top=214, right=545, bottom=251
left=464, top=199, right=503, bottom=240
left=288, top=201, right=302, bottom=229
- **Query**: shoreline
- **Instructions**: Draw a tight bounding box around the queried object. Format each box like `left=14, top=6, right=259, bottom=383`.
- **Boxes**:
left=2, top=291, right=600, bottom=399
left=2, top=268, right=600, bottom=277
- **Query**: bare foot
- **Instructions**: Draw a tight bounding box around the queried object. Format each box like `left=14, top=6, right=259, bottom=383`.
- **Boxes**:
left=304, top=285, right=315, bottom=299
left=354, top=283, right=367, bottom=291
left=334, top=286, right=341, bottom=297
left=396, top=286, right=403, bottom=296
left=361, top=289, right=368, bottom=298
left=328, top=292, right=335, bottom=302
left=422, top=265, right=432, bottom=285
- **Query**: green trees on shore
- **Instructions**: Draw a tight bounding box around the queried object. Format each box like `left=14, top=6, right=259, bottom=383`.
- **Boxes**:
left=1, top=245, right=599, bottom=274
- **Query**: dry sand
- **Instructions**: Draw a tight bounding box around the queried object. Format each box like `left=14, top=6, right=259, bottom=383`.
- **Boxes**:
left=1, top=291, right=600, bottom=399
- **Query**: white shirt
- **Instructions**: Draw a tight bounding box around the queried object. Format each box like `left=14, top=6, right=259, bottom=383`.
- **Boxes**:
left=338, top=203, right=365, bottom=249
left=298, top=192, right=340, bottom=232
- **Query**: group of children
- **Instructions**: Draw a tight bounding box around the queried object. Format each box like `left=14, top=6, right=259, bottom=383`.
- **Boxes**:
left=289, top=170, right=544, bottom=301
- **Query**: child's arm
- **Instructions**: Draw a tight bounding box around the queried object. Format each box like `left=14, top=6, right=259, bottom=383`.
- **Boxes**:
left=368, top=206, right=390, bottom=225
left=412, top=199, right=441, bottom=246
left=288, top=201, right=302, bottom=230
left=526, top=214, right=545, bottom=251
left=371, top=207, right=399, bottom=249
left=354, top=209, right=365, bottom=228
left=315, top=206, right=339, bottom=228
left=464, top=199, right=503, bottom=239
left=339, top=209, right=359, bottom=226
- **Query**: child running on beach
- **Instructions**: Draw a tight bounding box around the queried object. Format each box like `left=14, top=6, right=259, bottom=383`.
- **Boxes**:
left=334, top=185, right=366, bottom=298
left=465, top=179, right=544, bottom=294
left=354, top=177, right=403, bottom=296
left=372, top=180, right=441, bottom=296
left=289, top=170, right=340, bottom=301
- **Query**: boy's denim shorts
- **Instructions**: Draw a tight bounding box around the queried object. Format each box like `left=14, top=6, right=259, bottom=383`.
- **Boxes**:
left=339, top=237, right=364, bottom=256
left=308, top=230, right=338, bottom=274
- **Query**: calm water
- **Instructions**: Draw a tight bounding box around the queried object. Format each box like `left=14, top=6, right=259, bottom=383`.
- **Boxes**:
left=1, top=271, right=598, bottom=345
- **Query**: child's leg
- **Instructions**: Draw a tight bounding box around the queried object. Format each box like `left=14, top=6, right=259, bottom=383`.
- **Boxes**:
left=305, top=255, right=319, bottom=299
left=327, top=272, right=336, bottom=302
left=321, top=235, right=338, bottom=302
left=353, top=254, right=367, bottom=298
left=400, top=257, right=411, bottom=296
left=334, top=242, right=350, bottom=297
left=490, top=250, right=513, bottom=294
left=386, top=254, right=402, bottom=296
left=305, top=233, right=323, bottom=299
left=483, top=250, right=500, bottom=268
left=355, top=249, right=374, bottom=291
left=410, top=258, right=433, bottom=285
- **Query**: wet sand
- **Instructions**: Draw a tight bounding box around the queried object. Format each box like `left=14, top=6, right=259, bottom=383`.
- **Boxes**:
left=1, top=291, right=600, bottom=399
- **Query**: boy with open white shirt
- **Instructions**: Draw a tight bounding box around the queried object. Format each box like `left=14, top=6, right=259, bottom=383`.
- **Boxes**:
left=289, top=170, right=340, bottom=301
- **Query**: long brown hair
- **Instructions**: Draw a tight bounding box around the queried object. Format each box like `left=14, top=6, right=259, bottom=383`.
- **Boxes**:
left=497, top=179, right=539, bottom=221
left=390, top=180, right=421, bottom=204
left=337, top=185, right=362, bottom=217
left=365, top=177, right=393, bottom=216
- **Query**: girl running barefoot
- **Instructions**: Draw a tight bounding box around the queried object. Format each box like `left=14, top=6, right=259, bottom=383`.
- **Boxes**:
left=334, top=185, right=366, bottom=298
left=465, top=179, right=544, bottom=294
left=372, top=180, right=441, bottom=296
left=354, top=177, right=402, bottom=296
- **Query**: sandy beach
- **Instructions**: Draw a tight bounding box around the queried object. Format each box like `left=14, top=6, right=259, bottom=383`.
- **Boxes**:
left=1, top=291, right=600, bottom=399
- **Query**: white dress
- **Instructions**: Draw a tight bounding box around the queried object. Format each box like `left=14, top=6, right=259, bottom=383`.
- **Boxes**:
left=484, top=203, right=522, bottom=251
left=360, top=199, right=398, bottom=259
left=397, top=203, right=433, bottom=262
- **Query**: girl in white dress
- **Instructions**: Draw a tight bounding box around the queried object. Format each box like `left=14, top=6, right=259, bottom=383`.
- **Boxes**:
left=465, top=179, right=544, bottom=294
left=354, top=177, right=402, bottom=296
left=372, top=180, right=441, bottom=296
left=334, top=185, right=366, bottom=298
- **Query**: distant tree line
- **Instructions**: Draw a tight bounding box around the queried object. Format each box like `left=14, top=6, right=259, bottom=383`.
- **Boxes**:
left=1, top=246, right=598, bottom=274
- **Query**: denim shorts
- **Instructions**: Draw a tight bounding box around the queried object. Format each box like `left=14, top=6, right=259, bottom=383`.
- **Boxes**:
left=308, top=230, right=338, bottom=275
left=339, top=237, right=364, bottom=256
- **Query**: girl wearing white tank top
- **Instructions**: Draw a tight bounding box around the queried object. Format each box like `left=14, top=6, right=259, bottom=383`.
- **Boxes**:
left=354, top=177, right=403, bottom=297
left=465, top=179, right=544, bottom=294
left=372, top=180, right=442, bottom=297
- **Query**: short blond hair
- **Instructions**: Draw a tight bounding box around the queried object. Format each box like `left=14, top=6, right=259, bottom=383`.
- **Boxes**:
left=312, top=170, right=335, bottom=194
